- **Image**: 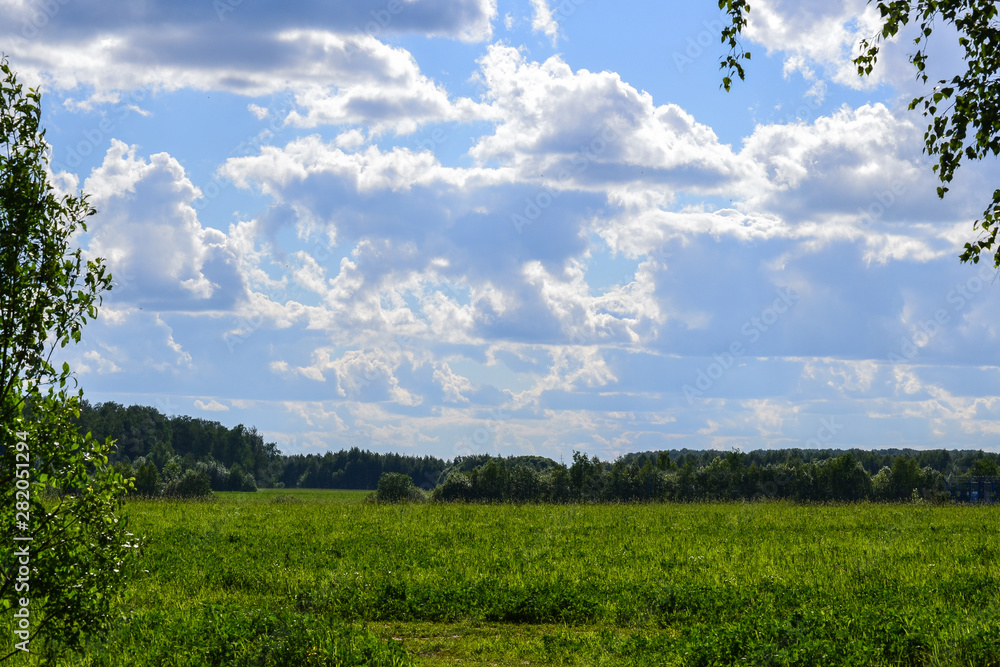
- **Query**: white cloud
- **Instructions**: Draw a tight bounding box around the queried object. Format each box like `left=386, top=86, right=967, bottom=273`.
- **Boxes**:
left=272, top=347, right=421, bottom=406
left=194, top=399, right=230, bottom=412
left=471, top=45, right=747, bottom=196
left=82, top=141, right=247, bottom=309
left=742, top=0, right=885, bottom=88
left=76, top=349, right=123, bottom=375
left=735, top=103, right=978, bottom=261
left=529, top=0, right=559, bottom=45
left=278, top=32, right=494, bottom=133
left=248, top=103, right=270, bottom=119
left=32, top=8, right=1000, bottom=457
left=433, top=362, right=475, bottom=403
left=335, top=129, right=367, bottom=150
left=5, top=0, right=498, bottom=120
left=741, top=0, right=967, bottom=95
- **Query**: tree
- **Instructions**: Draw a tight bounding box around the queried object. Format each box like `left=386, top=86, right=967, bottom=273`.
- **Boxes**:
left=821, top=454, right=873, bottom=501
left=133, top=460, right=161, bottom=496
left=373, top=472, right=424, bottom=503
left=719, top=0, right=1000, bottom=266
left=887, top=456, right=923, bottom=499
left=969, top=456, right=1000, bottom=477
left=162, top=468, right=213, bottom=498
left=0, top=57, right=134, bottom=659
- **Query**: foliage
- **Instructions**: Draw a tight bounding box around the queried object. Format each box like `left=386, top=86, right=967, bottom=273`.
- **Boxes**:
left=971, top=456, right=1000, bottom=476
left=719, top=0, right=1000, bottom=266
left=423, top=449, right=984, bottom=504
left=428, top=472, right=472, bottom=502
left=75, top=401, right=281, bottom=488
left=75, top=401, right=447, bottom=492
left=286, top=448, right=444, bottom=491
left=161, top=469, right=213, bottom=499
left=372, top=473, right=424, bottom=504
left=0, top=57, right=134, bottom=659
left=70, top=398, right=1000, bottom=502
left=133, top=461, right=161, bottom=497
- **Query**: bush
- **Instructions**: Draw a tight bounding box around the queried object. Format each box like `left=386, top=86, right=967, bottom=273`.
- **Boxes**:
left=373, top=473, right=424, bottom=503
left=230, top=463, right=258, bottom=492
left=200, top=459, right=231, bottom=491
left=163, top=469, right=213, bottom=498
left=430, top=472, right=472, bottom=502
left=134, top=461, right=161, bottom=496
left=509, top=464, right=542, bottom=502
left=872, top=466, right=893, bottom=501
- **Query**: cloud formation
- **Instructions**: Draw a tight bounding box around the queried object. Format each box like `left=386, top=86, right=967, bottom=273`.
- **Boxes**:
left=23, top=0, right=1000, bottom=458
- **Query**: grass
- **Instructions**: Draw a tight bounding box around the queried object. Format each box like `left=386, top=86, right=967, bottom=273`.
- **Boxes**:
left=6, top=491, right=1000, bottom=665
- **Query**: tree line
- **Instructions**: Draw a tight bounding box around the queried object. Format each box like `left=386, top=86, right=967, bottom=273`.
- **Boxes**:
left=75, top=401, right=448, bottom=496
left=77, top=401, right=1000, bottom=502
left=425, top=450, right=999, bottom=503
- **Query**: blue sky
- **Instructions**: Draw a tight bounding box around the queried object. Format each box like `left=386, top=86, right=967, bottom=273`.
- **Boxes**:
left=6, top=0, right=1000, bottom=458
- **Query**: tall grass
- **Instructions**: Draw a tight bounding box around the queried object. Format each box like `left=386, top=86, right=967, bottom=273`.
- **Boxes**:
left=6, top=492, right=999, bottom=665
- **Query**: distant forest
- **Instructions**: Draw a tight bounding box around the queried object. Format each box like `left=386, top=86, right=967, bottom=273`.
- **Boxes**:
left=76, top=401, right=1000, bottom=502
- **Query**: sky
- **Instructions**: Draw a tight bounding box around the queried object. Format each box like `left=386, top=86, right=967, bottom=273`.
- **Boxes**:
left=4, top=0, right=1000, bottom=460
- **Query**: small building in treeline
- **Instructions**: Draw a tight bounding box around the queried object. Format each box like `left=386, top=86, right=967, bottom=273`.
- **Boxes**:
left=946, top=475, right=1000, bottom=502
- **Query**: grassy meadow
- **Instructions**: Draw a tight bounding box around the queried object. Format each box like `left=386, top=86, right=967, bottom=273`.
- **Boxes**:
left=10, top=490, right=1000, bottom=665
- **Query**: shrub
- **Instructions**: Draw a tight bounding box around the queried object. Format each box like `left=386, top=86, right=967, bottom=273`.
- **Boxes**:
left=134, top=461, right=161, bottom=496
left=163, top=469, right=213, bottom=498
left=374, top=472, right=424, bottom=503
left=509, top=464, right=542, bottom=502
left=200, top=459, right=231, bottom=491
left=230, top=463, right=258, bottom=492
left=872, top=466, right=893, bottom=501
left=430, top=472, right=473, bottom=502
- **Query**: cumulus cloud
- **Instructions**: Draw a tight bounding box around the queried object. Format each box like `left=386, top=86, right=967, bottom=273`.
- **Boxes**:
left=471, top=45, right=748, bottom=198
left=529, top=0, right=559, bottom=45
left=5, top=1, right=497, bottom=126
left=248, top=103, right=270, bottom=119
left=272, top=347, right=421, bottom=406
left=432, top=362, right=475, bottom=403
left=741, top=0, right=887, bottom=88
left=741, top=0, right=968, bottom=95
left=81, top=141, right=246, bottom=310
left=212, top=42, right=994, bottom=402
left=76, top=349, right=123, bottom=375
left=278, top=32, right=495, bottom=133
left=34, top=7, right=1000, bottom=456
left=194, top=399, right=230, bottom=412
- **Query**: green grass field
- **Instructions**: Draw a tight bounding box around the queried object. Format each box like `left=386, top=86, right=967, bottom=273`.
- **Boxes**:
left=11, top=490, right=1000, bottom=665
